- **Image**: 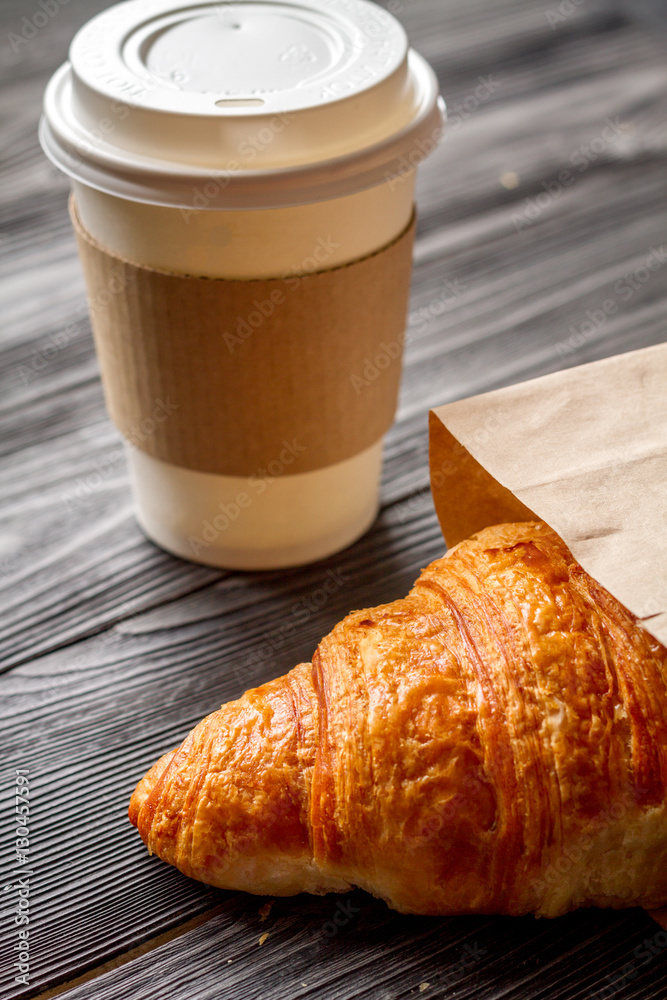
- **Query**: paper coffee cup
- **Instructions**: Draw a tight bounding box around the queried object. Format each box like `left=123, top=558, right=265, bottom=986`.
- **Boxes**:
left=40, top=0, right=444, bottom=570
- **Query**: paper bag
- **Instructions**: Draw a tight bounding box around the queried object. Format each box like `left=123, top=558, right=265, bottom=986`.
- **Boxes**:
left=429, top=342, right=667, bottom=646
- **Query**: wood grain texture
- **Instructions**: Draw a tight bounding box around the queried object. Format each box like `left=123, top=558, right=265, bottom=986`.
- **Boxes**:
left=1, top=0, right=667, bottom=996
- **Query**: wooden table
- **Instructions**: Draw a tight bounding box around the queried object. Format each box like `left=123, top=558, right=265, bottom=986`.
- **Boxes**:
left=2, top=0, right=667, bottom=997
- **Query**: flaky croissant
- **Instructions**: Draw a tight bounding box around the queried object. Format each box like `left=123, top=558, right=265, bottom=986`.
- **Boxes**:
left=129, top=521, right=667, bottom=917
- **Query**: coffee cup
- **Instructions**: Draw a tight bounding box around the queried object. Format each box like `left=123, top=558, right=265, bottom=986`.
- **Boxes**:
left=41, top=0, right=444, bottom=569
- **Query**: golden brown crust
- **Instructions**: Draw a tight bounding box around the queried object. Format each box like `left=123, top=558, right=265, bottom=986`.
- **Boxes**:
left=129, top=521, right=667, bottom=916
left=129, top=664, right=350, bottom=895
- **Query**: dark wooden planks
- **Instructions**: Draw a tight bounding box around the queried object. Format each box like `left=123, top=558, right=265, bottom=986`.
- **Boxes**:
left=28, top=898, right=667, bottom=1000
left=1, top=0, right=667, bottom=998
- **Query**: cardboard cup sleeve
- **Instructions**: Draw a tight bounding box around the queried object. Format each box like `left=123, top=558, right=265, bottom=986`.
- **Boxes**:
left=70, top=196, right=417, bottom=477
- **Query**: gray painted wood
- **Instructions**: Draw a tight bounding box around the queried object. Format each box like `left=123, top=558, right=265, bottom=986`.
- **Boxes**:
left=1, top=0, right=667, bottom=997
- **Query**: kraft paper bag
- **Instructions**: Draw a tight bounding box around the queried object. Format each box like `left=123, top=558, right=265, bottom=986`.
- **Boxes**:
left=429, top=342, right=667, bottom=646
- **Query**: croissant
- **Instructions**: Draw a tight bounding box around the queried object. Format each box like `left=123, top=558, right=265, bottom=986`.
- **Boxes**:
left=129, top=521, right=667, bottom=917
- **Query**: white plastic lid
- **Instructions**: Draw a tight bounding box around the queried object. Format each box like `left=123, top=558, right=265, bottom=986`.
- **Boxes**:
left=40, top=0, right=444, bottom=209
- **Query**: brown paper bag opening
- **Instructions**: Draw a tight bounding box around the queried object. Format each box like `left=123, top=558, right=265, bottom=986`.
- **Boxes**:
left=429, top=342, right=667, bottom=646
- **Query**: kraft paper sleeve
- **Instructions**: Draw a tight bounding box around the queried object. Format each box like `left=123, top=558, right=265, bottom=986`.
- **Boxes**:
left=429, top=342, right=667, bottom=647
left=70, top=196, right=416, bottom=477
